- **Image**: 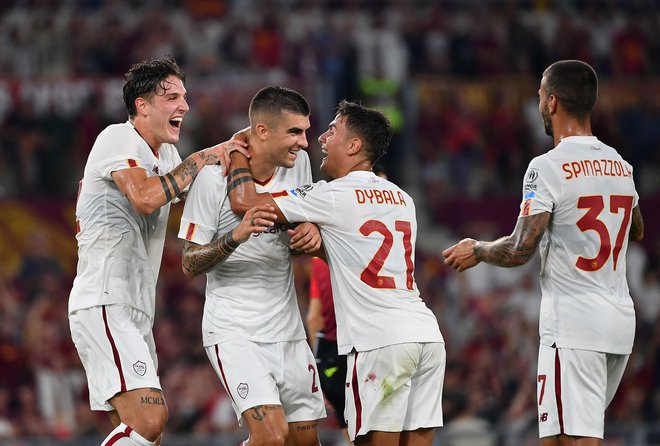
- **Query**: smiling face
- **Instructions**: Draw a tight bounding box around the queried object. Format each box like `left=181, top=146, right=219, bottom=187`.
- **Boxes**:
left=264, top=110, right=310, bottom=169
left=138, top=75, right=189, bottom=149
left=318, top=114, right=350, bottom=179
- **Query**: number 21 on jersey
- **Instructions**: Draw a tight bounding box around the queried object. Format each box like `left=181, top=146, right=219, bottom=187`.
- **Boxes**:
left=359, top=219, right=415, bottom=290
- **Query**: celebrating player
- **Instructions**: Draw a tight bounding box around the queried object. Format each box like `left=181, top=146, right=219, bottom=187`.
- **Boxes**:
left=443, top=60, right=644, bottom=446
left=68, top=57, right=248, bottom=446
left=228, top=100, right=445, bottom=446
left=178, top=86, right=326, bottom=446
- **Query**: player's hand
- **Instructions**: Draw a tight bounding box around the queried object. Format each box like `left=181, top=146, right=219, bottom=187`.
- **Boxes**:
left=201, top=137, right=250, bottom=173
left=442, top=238, right=479, bottom=272
left=288, top=222, right=322, bottom=254
left=232, top=205, right=277, bottom=244
left=232, top=126, right=251, bottom=144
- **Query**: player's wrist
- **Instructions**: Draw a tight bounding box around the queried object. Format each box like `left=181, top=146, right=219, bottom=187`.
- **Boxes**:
left=473, top=240, right=484, bottom=262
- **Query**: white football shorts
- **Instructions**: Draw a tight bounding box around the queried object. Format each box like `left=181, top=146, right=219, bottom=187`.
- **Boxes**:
left=345, top=342, right=445, bottom=441
left=69, top=304, right=161, bottom=411
left=537, top=344, right=629, bottom=439
left=205, top=339, right=326, bottom=424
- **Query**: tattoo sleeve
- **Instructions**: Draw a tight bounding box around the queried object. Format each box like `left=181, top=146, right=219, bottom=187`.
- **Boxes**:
left=629, top=205, right=644, bottom=241
left=169, top=156, right=201, bottom=186
left=182, top=232, right=241, bottom=276
left=474, top=212, right=551, bottom=267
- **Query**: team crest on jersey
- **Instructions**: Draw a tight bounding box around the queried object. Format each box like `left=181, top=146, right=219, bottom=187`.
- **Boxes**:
left=237, top=383, right=249, bottom=399
left=133, top=361, right=147, bottom=376
left=289, top=184, right=314, bottom=199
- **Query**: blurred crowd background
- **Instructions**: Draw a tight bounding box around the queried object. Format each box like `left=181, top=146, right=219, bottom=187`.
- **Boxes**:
left=0, top=0, right=659, bottom=445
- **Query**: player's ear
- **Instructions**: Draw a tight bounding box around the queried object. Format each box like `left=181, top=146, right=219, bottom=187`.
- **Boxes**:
left=135, top=97, right=148, bottom=117
left=254, top=122, right=269, bottom=141
left=548, top=95, right=558, bottom=114
left=347, top=137, right=362, bottom=155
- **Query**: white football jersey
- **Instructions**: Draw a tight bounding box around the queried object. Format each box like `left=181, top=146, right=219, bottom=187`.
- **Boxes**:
left=521, top=136, right=638, bottom=354
left=69, top=121, right=182, bottom=319
left=275, top=171, right=443, bottom=355
left=178, top=152, right=313, bottom=347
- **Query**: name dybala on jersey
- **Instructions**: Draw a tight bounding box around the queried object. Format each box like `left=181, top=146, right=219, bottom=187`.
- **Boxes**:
left=69, top=121, right=183, bottom=319
left=520, top=136, right=639, bottom=354
left=274, top=171, right=443, bottom=355
left=178, top=151, right=313, bottom=347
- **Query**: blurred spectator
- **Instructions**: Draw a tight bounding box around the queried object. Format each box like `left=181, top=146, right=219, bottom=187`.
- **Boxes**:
left=443, top=389, right=497, bottom=446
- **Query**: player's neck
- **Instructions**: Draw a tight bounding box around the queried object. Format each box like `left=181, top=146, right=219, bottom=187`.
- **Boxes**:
left=248, top=154, right=276, bottom=183
left=553, top=117, right=592, bottom=146
left=131, top=118, right=160, bottom=156
left=346, top=159, right=374, bottom=177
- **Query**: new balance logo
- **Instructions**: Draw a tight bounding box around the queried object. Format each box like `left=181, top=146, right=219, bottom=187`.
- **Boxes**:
left=539, top=413, right=548, bottom=422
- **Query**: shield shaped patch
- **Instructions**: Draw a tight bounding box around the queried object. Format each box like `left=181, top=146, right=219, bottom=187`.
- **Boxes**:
left=133, top=361, right=147, bottom=376
left=237, top=383, right=249, bottom=399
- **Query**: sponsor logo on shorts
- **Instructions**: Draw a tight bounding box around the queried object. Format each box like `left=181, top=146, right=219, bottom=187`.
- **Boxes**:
left=133, top=361, right=147, bottom=376
left=237, top=382, right=249, bottom=399
left=539, top=412, right=548, bottom=422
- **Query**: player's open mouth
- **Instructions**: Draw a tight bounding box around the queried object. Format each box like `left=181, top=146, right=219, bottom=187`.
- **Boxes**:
left=169, top=117, right=183, bottom=130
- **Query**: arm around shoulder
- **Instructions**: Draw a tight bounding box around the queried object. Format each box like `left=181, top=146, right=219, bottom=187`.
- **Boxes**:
left=226, top=152, right=288, bottom=222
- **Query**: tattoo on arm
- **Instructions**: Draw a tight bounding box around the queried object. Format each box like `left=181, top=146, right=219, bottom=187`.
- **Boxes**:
left=227, top=175, right=254, bottom=194
left=227, top=167, right=250, bottom=182
left=474, top=212, right=550, bottom=267
left=182, top=232, right=241, bottom=276
left=170, top=157, right=200, bottom=185
left=165, top=173, right=181, bottom=197
left=249, top=405, right=281, bottom=422
left=159, top=175, right=173, bottom=202
left=629, top=206, right=644, bottom=241
left=198, top=150, right=218, bottom=164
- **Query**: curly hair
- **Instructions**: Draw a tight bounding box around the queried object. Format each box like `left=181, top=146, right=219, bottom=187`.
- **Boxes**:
left=123, top=57, right=185, bottom=118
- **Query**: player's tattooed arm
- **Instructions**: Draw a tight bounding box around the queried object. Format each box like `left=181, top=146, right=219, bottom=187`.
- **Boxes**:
left=161, top=140, right=250, bottom=204
left=443, top=211, right=550, bottom=272
left=246, top=405, right=282, bottom=422
left=629, top=205, right=644, bottom=241
left=151, top=156, right=204, bottom=205
left=475, top=212, right=550, bottom=267
left=181, top=205, right=277, bottom=278
left=182, top=234, right=240, bottom=278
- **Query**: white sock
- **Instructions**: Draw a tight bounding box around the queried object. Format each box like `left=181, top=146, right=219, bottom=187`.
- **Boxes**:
left=100, top=423, right=156, bottom=446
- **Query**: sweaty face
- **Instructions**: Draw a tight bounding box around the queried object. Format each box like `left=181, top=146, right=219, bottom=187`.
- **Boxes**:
left=538, top=79, right=553, bottom=138
left=143, top=75, right=189, bottom=147
left=266, top=111, right=310, bottom=168
left=318, top=115, right=349, bottom=179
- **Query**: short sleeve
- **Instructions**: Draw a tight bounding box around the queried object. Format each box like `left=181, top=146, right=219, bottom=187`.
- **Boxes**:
left=178, top=166, right=225, bottom=245
left=91, top=125, right=148, bottom=180
left=519, top=156, right=560, bottom=217
left=273, top=180, right=336, bottom=225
